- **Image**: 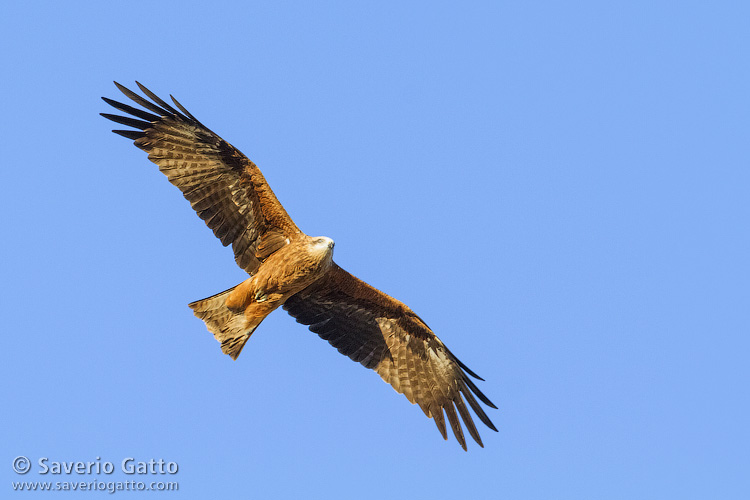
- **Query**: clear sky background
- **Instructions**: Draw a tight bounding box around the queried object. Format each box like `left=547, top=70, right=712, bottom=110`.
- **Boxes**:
left=2, top=1, right=748, bottom=498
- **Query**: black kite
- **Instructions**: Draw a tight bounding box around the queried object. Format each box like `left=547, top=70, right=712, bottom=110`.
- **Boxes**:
left=102, top=82, right=497, bottom=449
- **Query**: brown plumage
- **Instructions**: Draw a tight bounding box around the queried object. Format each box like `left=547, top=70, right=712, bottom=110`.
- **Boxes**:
left=102, top=82, right=497, bottom=450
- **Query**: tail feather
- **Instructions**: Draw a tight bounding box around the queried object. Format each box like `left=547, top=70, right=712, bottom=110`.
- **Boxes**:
left=188, top=285, right=262, bottom=360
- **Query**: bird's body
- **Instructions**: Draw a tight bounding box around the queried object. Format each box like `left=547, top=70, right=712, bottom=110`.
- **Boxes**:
left=226, top=236, right=335, bottom=315
left=102, top=82, right=497, bottom=450
left=197, top=235, right=335, bottom=359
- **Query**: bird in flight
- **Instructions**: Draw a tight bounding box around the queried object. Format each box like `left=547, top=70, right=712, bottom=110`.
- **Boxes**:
left=102, top=82, right=497, bottom=450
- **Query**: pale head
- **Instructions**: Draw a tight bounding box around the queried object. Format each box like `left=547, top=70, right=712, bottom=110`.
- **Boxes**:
left=311, top=236, right=335, bottom=252
left=308, top=235, right=335, bottom=263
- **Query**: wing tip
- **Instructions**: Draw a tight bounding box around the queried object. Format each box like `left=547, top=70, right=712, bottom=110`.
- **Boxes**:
left=111, top=129, right=145, bottom=140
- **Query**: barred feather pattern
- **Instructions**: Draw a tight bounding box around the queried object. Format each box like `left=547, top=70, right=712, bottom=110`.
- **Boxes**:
left=188, top=285, right=257, bottom=360
left=101, top=82, right=300, bottom=275
left=284, top=264, right=498, bottom=450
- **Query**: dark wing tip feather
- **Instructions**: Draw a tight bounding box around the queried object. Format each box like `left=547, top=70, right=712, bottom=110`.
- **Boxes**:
left=460, top=381, right=498, bottom=432
left=443, top=403, right=467, bottom=451
left=135, top=81, right=190, bottom=122
left=112, top=129, right=145, bottom=140
left=170, top=94, right=209, bottom=129
left=100, top=113, right=151, bottom=130
left=431, top=406, right=448, bottom=440
left=113, top=81, right=171, bottom=117
left=101, top=96, right=160, bottom=122
left=454, top=394, right=484, bottom=448
left=448, top=349, right=484, bottom=381
left=462, top=374, right=498, bottom=410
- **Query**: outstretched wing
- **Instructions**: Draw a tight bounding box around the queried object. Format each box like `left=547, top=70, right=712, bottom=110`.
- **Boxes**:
left=101, top=82, right=300, bottom=275
left=283, top=263, right=498, bottom=450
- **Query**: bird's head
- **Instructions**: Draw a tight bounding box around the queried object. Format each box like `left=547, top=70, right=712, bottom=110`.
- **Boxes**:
left=309, top=236, right=335, bottom=263
left=312, top=236, right=335, bottom=251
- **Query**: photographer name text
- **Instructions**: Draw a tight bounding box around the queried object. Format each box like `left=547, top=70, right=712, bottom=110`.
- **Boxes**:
left=13, top=456, right=178, bottom=475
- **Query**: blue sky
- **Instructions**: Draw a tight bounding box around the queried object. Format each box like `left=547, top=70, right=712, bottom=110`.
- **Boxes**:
left=2, top=1, right=748, bottom=498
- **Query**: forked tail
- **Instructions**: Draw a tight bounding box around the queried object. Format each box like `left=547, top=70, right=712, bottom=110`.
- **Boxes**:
left=188, top=285, right=264, bottom=360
